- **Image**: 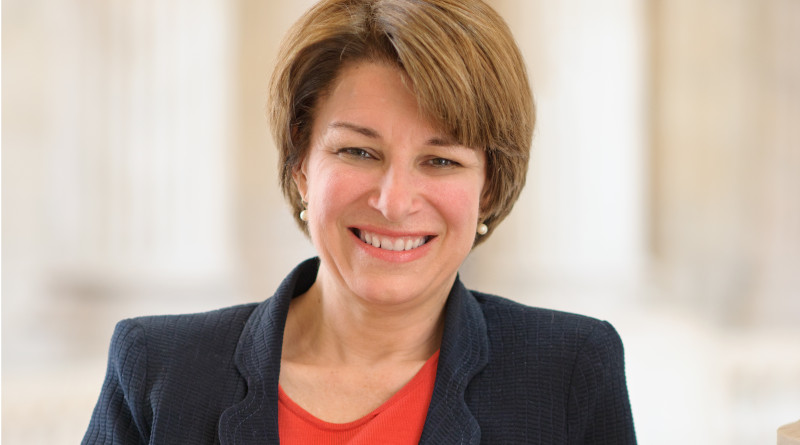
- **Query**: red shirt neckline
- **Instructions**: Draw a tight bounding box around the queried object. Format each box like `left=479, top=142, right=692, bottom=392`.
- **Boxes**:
left=278, top=350, right=440, bottom=440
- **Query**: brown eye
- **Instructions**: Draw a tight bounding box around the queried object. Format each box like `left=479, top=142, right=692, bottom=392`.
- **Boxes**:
left=338, top=148, right=374, bottom=160
left=427, top=158, right=459, bottom=168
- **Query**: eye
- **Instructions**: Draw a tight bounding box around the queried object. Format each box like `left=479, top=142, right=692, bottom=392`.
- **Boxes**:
left=337, top=147, right=375, bottom=160
left=426, top=157, right=461, bottom=168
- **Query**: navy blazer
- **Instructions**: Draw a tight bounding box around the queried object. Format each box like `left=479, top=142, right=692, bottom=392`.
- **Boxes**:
left=83, top=258, right=636, bottom=444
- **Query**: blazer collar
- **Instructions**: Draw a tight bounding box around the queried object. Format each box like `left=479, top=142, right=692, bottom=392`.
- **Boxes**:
left=218, top=258, right=488, bottom=444
left=218, top=258, right=319, bottom=444
left=419, top=277, right=489, bottom=444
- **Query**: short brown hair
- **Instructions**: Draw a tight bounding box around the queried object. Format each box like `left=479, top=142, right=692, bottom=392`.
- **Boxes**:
left=269, top=0, right=534, bottom=246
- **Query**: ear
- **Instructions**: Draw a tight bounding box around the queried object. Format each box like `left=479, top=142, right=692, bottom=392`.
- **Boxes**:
left=478, top=176, right=492, bottom=222
left=292, top=156, right=310, bottom=201
left=478, top=150, right=492, bottom=221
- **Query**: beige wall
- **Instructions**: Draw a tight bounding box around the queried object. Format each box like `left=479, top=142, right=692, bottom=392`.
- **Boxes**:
left=649, top=0, right=800, bottom=326
left=469, top=0, right=648, bottom=306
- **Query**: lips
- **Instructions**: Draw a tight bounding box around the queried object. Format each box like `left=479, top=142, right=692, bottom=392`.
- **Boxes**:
left=351, top=228, right=432, bottom=252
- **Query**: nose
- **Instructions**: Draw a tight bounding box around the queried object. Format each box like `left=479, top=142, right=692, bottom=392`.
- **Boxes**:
left=368, top=164, right=419, bottom=222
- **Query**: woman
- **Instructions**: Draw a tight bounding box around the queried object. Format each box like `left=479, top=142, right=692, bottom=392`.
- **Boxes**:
left=84, top=0, right=636, bottom=443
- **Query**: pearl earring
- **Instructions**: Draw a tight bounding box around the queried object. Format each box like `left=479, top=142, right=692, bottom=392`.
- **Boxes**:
left=477, top=223, right=488, bottom=235
left=299, top=197, right=309, bottom=222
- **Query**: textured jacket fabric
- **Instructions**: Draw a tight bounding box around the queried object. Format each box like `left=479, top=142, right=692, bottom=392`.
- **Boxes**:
left=83, top=258, right=636, bottom=444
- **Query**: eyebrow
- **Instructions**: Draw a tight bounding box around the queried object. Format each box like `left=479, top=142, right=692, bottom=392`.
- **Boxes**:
left=327, top=121, right=461, bottom=147
left=328, top=121, right=380, bottom=139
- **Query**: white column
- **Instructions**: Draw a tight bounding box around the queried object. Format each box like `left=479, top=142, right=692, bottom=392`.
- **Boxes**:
left=466, top=0, right=647, bottom=305
left=42, top=0, right=237, bottom=286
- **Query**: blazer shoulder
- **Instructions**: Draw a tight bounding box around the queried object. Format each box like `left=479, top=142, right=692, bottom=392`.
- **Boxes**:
left=471, top=290, right=612, bottom=337
left=122, top=303, right=257, bottom=343
left=86, top=303, right=261, bottom=444
left=469, top=290, right=627, bottom=368
left=464, top=291, right=635, bottom=443
left=109, top=302, right=259, bottom=373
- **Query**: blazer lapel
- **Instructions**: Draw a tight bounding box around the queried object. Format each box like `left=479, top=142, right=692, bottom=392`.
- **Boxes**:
left=419, top=277, right=489, bottom=444
left=218, top=259, right=319, bottom=445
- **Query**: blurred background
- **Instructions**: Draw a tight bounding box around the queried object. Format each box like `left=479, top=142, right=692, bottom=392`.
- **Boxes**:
left=2, top=0, right=799, bottom=443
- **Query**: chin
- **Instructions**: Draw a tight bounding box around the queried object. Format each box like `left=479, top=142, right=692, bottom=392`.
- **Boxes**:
left=345, top=269, right=454, bottom=308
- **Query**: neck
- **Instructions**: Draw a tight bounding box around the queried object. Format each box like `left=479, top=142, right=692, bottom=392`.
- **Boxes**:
left=282, top=268, right=450, bottom=366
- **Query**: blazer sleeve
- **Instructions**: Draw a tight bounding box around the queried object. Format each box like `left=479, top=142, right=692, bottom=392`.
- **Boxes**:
left=82, top=319, right=151, bottom=445
left=567, top=321, right=637, bottom=444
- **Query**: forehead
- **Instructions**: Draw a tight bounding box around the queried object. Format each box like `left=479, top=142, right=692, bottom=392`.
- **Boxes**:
left=324, top=62, right=416, bottom=113
left=313, top=62, right=461, bottom=144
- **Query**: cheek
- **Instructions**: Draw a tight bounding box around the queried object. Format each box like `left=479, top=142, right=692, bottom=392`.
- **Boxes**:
left=307, top=166, right=368, bottom=217
left=425, top=179, right=483, bottom=229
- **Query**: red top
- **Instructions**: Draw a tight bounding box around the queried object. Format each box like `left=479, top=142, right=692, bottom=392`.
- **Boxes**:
left=278, top=351, right=440, bottom=444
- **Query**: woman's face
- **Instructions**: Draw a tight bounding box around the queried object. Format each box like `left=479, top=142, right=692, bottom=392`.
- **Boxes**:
left=294, top=62, right=486, bottom=308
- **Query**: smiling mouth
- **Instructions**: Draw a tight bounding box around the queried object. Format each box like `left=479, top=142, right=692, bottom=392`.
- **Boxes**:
left=351, top=228, right=433, bottom=252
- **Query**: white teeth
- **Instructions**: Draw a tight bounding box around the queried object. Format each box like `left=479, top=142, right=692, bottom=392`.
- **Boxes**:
left=357, top=229, right=427, bottom=252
